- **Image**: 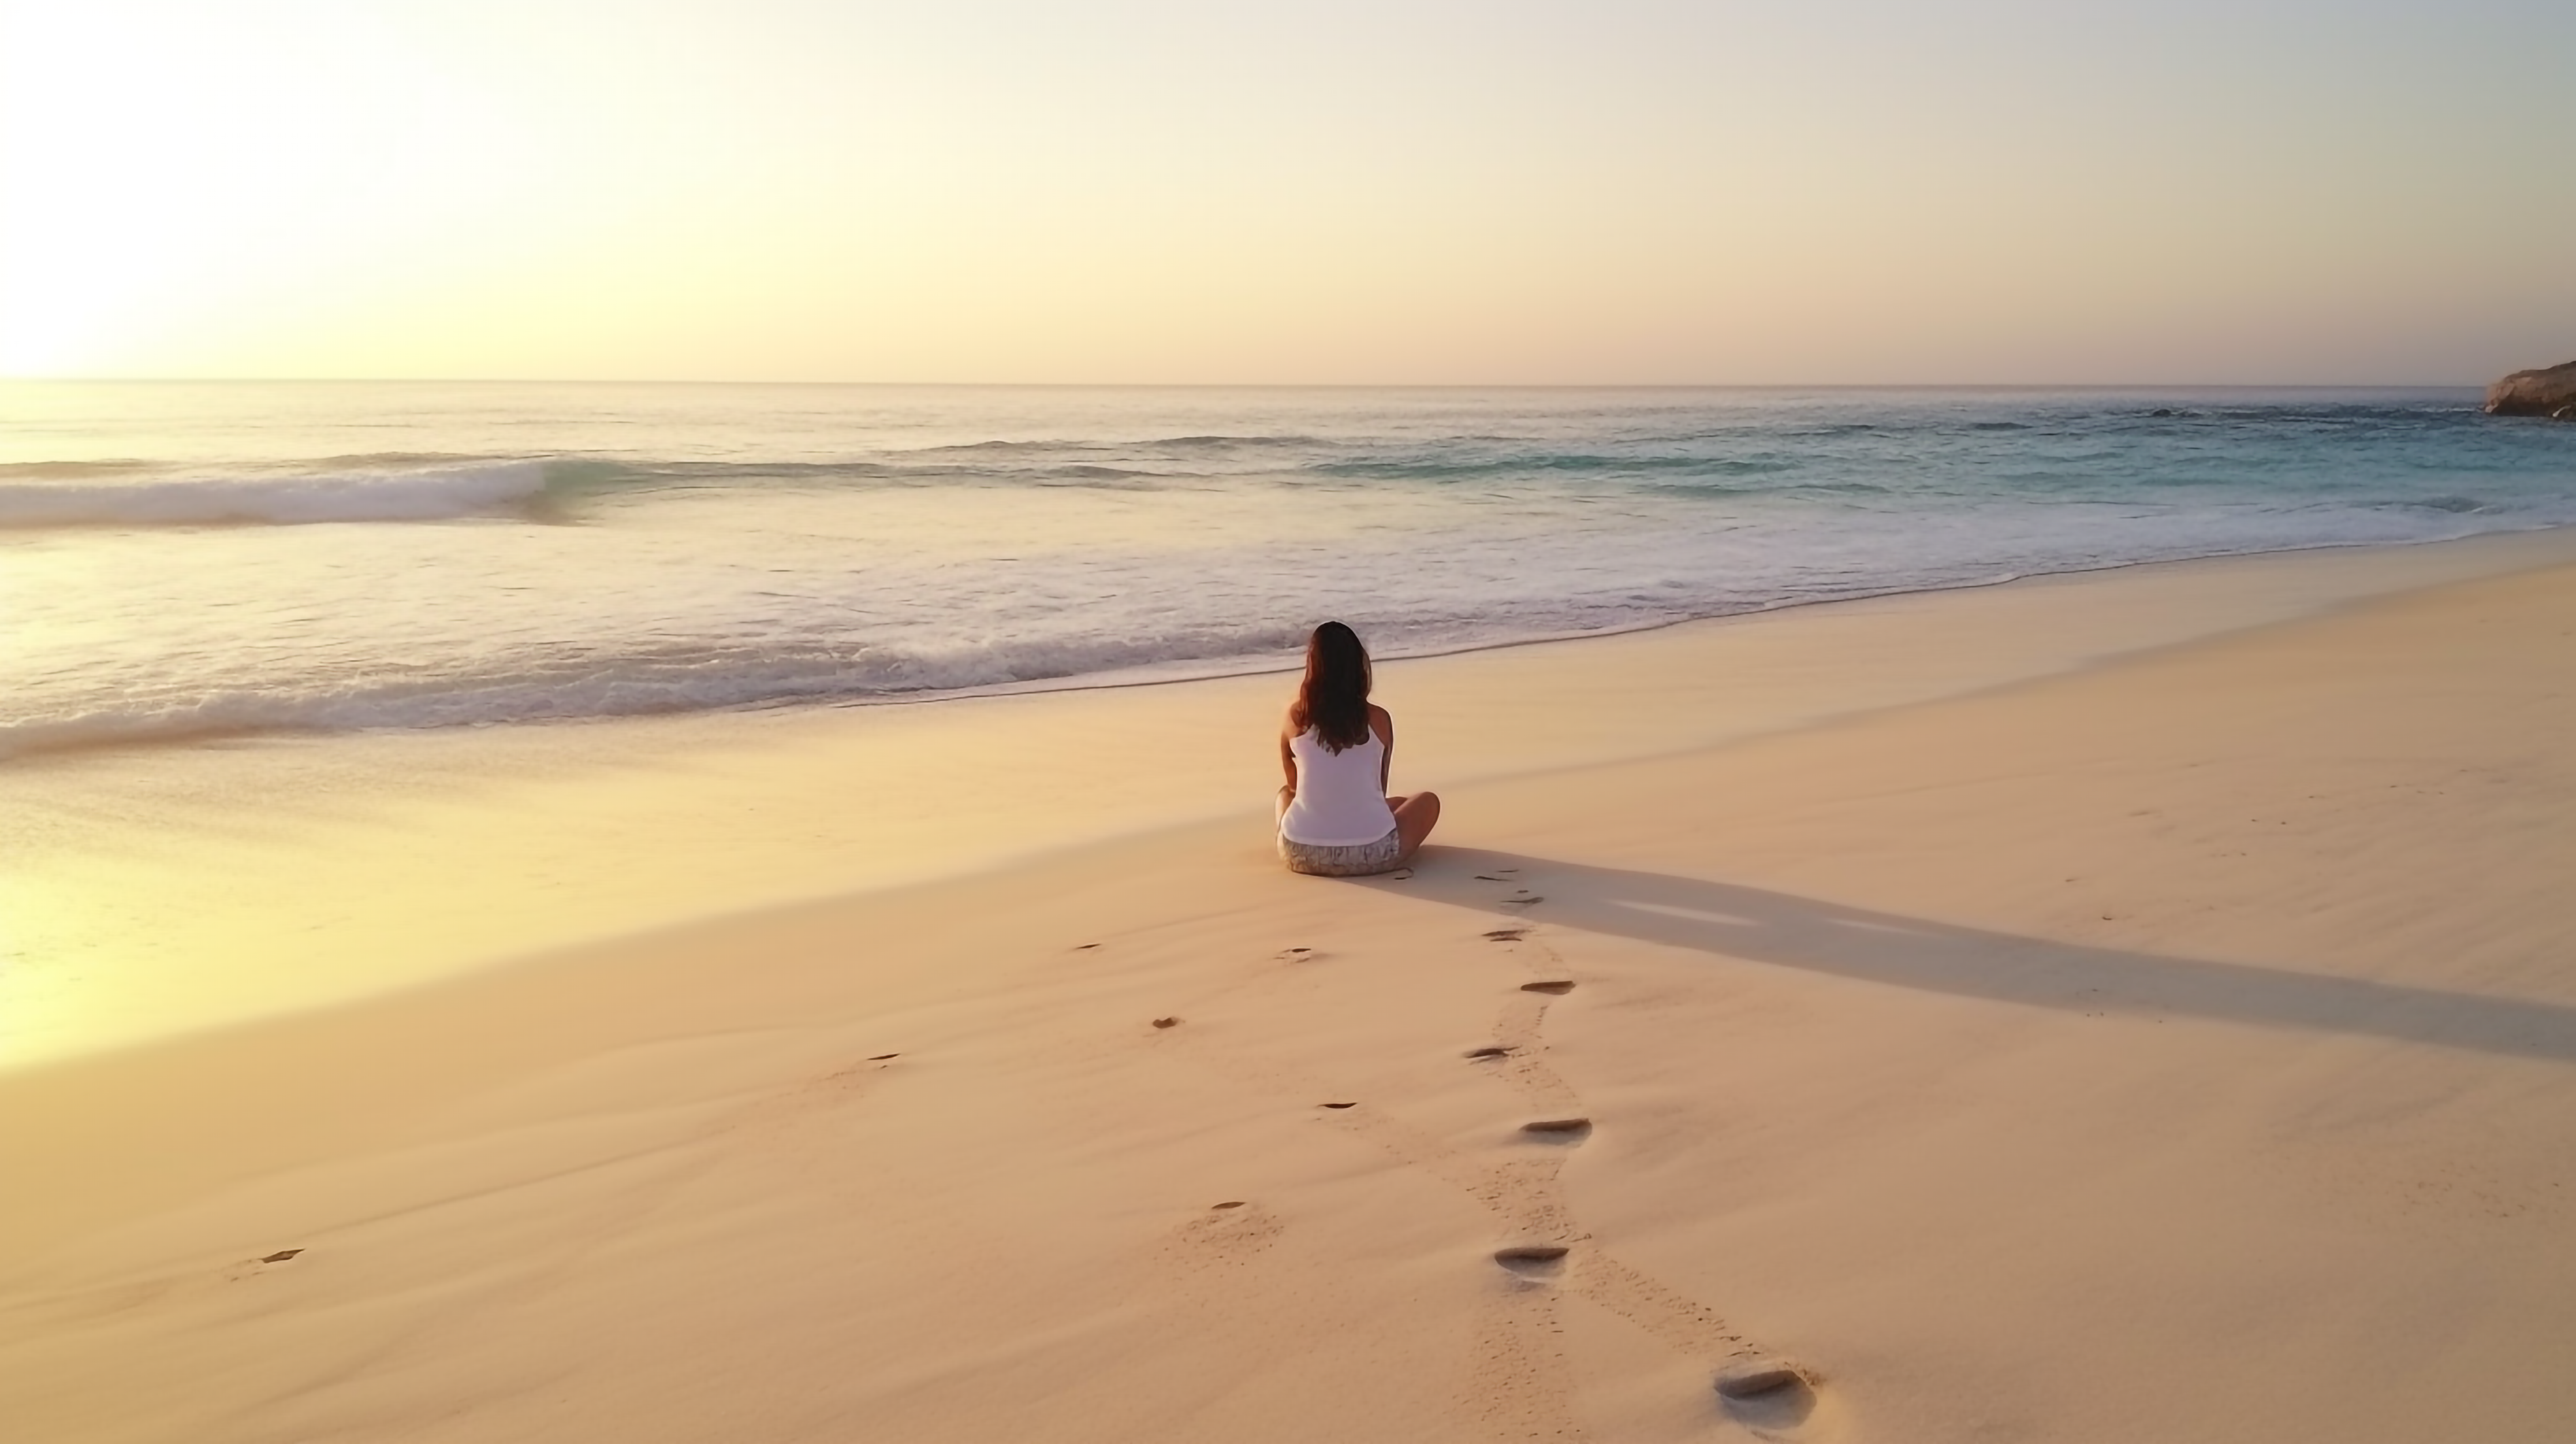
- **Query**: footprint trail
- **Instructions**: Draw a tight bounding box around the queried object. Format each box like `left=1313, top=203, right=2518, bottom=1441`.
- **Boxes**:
left=1156, top=866, right=1821, bottom=1436
left=1484, top=910, right=1821, bottom=1437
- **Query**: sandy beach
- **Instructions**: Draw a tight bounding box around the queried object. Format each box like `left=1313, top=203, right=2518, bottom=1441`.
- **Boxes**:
left=7, top=531, right=2576, bottom=1442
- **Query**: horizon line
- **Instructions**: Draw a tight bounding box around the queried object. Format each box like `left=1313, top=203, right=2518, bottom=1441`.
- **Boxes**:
left=0, top=377, right=2500, bottom=390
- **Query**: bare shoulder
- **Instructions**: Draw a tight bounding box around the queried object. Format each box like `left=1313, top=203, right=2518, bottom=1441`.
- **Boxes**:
left=1369, top=703, right=1394, bottom=734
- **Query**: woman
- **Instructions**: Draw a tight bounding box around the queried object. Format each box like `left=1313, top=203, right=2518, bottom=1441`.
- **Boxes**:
left=1276, top=621, right=1441, bottom=876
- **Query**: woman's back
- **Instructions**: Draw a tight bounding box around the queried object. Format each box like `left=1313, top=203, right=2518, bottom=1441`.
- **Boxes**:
left=1273, top=620, right=1438, bottom=875
left=1280, top=725, right=1397, bottom=846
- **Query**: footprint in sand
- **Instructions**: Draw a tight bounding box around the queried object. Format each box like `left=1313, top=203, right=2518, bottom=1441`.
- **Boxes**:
left=1318, top=1101, right=1358, bottom=1110
left=1492, top=1244, right=1570, bottom=1277
left=1482, top=928, right=1527, bottom=943
left=867, top=1053, right=900, bottom=1062
left=1519, top=1118, right=1591, bottom=1142
left=1716, top=1359, right=1823, bottom=1430
left=1463, top=1045, right=1513, bottom=1061
left=1151, top=1017, right=1180, bottom=1029
left=258, top=1249, right=304, bottom=1264
left=1161, top=1199, right=1285, bottom=1264
left=1520, top=980, right=1575, bottom=995
left=1714, top=1360, right=1813, bottom=1399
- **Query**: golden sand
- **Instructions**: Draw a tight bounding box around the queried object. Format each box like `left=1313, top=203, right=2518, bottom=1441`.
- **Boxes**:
left=6, top=533, right=2574, bottom=1441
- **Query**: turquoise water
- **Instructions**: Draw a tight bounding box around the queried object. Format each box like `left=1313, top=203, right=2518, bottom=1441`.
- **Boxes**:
left=2, top=382, right=2569, bottom=757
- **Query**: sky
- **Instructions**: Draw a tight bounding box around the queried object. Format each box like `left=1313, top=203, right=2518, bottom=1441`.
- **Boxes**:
left=1, top=1, right=2568, bottom=385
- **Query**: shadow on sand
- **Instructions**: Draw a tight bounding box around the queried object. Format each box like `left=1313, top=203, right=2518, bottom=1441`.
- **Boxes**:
left=1363, top=848, right=2576, bottom=1065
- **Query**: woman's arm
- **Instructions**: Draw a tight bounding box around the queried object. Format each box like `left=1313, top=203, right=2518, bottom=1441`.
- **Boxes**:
left=1371, top=705, right=1395, bottom=794
left=1277, top=709, right=1302, bottom=820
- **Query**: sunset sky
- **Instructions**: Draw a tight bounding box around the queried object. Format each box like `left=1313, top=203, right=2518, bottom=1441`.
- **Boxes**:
left=2, top=0, right=2568, bottom=384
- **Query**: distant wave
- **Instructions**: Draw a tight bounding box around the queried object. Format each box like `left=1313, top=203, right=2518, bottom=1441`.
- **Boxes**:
left=0, top=458, right=165, bottom=480
left=1318, top=452, right=1800, bottom=482
left=905, top=438, right=1093, bottom=455
left=0, top=453, right=1218, bottom=531
left=0, top=459, right=554, bottom=528
left=909, top=434, right=1324, bottom=454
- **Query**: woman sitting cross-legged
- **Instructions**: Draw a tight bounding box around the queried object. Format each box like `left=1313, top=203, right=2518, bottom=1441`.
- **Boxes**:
left=1275, top=621, right=1440, bottom=876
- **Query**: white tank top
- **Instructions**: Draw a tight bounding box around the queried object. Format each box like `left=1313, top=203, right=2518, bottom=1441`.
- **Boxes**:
left=1281, top=725, right=1399, bottom=846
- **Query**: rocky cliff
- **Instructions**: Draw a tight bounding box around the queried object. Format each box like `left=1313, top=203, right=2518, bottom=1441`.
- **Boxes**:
left=2485, top=361, right=2576, bottom=419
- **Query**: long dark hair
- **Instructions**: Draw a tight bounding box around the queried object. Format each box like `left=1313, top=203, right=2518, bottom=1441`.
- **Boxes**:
left=1294, top=621, right=1373, bottom=753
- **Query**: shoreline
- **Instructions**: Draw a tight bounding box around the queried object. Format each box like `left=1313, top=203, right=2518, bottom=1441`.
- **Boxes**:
left=9, top=526, right=2576, bottom=1070
left=5, top=524, right=2573, bottom=1440
left=11, top=519, right=2568, bottom=767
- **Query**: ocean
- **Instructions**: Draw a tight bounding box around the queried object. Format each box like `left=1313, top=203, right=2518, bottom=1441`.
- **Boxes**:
left=4, top=381, right=2570, bottom=760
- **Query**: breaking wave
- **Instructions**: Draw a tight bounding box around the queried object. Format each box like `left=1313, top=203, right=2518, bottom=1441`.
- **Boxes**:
left=0, top=460, right=554, bottom=528
left=0, top=625, right=1319, bottom=761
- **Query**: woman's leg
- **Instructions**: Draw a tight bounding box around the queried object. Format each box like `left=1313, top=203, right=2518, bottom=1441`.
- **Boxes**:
left=1388, top=791, right=1441, bottom=863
